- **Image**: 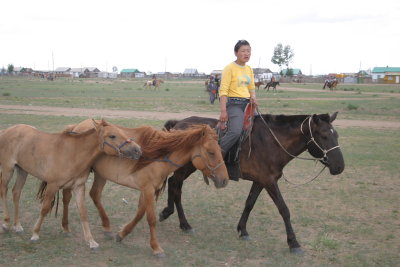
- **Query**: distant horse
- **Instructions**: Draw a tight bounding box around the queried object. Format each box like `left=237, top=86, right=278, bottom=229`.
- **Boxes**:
left=264, top=81, right=280, bottom=92
left=323, top=80, right=338, bottom=90
left=255, top=81, right=265, bottom=90
left=144, top=80, right=153, bottom=89
left=0, top=120, right=142, bottom=249
left=49, top=119, right=228, bottom=256
left=158, top=113, right=345, bottom=254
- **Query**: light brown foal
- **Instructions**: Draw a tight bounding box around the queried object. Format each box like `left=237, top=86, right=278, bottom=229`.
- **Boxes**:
left=0, top=120, right=141, bottom=249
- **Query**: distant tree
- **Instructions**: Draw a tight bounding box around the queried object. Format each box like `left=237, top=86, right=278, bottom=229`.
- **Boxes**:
left=7, top=64, right=14, bottom=74
left=271, top=44, right=295, bottom=71
left=271, top=44, right=285, bottom=70
left=286, top=68, right=294, bottom=76
left=283, top=45, right=295, bottom=70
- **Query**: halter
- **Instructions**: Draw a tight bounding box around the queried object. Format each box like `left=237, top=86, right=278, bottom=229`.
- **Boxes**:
left=300, top=116, right=340, bottom=164
left=191, top=154, right=225, bottom=180
left=103, top=138, right=135, bottom=158
left=256, top=106, right=340, bottom=163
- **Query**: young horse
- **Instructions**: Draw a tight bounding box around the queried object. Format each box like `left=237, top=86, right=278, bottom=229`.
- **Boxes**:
left=159, top=113, right=345, bottom=254
left=0, top=120, right=142, bottom=249
left=55, top=120, right=229, bottom=256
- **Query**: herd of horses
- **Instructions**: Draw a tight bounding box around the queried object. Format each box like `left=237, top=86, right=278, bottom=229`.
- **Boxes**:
left=0, top=112, right=345, bottom=257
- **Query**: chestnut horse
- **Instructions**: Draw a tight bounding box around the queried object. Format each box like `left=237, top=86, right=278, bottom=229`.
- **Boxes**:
left=51, top=120, right=228, bottom=256
left=159, top=113, right=345, bottom=254
left=0, top=120, right=142, bottom=249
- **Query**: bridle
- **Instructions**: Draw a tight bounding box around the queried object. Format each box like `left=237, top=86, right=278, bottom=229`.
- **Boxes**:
left=103, top=138, right=136, bottom=158
left=191, top=154, right=225, bottom=180
left=256, top=106, right=340, bottom=163
left=300, top=116, right=341, bottom=164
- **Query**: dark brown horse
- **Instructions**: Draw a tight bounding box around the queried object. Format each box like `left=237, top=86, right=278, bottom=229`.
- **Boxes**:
left=159, top=112, right=345, bottom=254
left=264, top=81, right=280, bottom=92
left=323, top=80, right=338, bottom=90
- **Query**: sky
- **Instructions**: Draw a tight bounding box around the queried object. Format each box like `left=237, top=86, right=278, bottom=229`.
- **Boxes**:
left=1, top=0, right=399, bottom=75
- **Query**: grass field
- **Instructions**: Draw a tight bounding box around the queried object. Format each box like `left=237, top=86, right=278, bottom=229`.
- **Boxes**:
left=0, top=77, right=399, bottom=266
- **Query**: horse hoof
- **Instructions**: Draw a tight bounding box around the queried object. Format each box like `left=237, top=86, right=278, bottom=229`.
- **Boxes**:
left=30, top=236, right=40, bottom=243
left=90, top=246, right=99, bottom=251
left=153, top=252, right=166, bottom=258
left=182, top=228, right=194, bottom=234
left=63, top=232, right=72, bottom=237
left=13, top=225, right=24, bottom=233
left=115, top=233, right=123, bottom=242
left=104, top=231, right=114, bottom=240
left=1, top=224, right=10, bottom=232
left=239, top=235, right=251, bottom=241
left=89, top=241, right=99, bottom=250
left=290, top=247, right=304, bottom=254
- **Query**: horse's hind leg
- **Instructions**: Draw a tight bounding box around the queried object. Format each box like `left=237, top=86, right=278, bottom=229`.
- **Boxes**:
left=265, top=181, right=302, bottom=253
left=237, top=182, right=263, bottom=240
left=31, top=183, right=58, bottom=241
left=0, top=165, right=15, bottom=232
left=61, top=188, right=72, bottom=233
left=12, top=166, right=28, bottom=232
left=89, top=173, right=112, bottom=238
left=117, top=192, right=146, bottom=240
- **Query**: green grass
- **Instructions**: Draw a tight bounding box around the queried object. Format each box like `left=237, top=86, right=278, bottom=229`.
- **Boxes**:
left=0, top=77, right=399, bottom=266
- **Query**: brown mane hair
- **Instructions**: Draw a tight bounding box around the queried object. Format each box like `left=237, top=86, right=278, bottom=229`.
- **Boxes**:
left=133, top=124, right=217, bottom=171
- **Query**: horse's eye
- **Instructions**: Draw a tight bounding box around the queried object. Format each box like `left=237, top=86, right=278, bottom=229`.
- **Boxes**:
left=109, top=135, right=116, bottom=139
left=207, top=151, right=215, bottom=156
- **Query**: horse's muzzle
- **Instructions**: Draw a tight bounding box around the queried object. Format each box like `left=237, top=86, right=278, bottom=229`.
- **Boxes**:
left=212, top=176, right=229, bottom=189
left=124, top=146, right=142, bottom=160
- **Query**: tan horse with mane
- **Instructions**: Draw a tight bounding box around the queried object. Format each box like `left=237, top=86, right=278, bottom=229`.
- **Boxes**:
left=45, top=119, right=228, bottom=256
left=0, top=120, right=142, bottom=249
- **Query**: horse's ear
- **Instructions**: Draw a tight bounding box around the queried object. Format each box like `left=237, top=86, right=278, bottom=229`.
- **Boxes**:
left=312, top=114, right=320, bottom=124
left=330, top=112, right=338, bottom=123
left=92, top=119, right=101, bottom=131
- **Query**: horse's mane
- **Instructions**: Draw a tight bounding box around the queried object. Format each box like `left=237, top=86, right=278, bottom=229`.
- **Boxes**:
left=258, top=113, right=330, bottom=128
left=61, top=120, right=109, bottom=137
left=134, top=124, right=216, bottom=171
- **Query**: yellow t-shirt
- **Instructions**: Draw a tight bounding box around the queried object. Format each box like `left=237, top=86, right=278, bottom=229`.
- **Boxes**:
left=219, top=62, right=255, bottom=98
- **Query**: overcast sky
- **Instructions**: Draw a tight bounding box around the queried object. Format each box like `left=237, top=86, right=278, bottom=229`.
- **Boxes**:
left=1, top=0, right=399, bottom=75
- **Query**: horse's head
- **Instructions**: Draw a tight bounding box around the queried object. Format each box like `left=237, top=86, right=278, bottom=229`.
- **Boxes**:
left=190, top=125, right=229, bottom=188
left=92, top=119, right=142, bottom=160
left=304, top=112, right=345, bottom=175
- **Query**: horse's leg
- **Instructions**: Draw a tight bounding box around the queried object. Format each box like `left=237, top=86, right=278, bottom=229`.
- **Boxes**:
left=73, top=184, right=99, bottom=249
left=237, top=182, right=263, bottom=240
left=89, top=173, right=113, bottom=238
left=117, top=192, right=146, bottom=240
left=12, top=166, right=28, bottom=232
left=265, top=181, right=303, bottom=254
left=31, top=183, right=58, bottom=242
left=0, top=165, right=15, bottom=232
left=159, top=164, right=196, bottom=232
left=61, top=188, right=72, bottom=233
left=144, top=187, right=164, bottom=256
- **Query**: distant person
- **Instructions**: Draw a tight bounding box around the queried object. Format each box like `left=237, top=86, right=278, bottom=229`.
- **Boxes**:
left=207, top=75, right=217, bottom=104
left=219, top=39, right=257, bottom=157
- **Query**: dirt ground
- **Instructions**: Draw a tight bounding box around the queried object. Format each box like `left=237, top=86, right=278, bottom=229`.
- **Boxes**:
left=0, top=104, right=399, bottom=129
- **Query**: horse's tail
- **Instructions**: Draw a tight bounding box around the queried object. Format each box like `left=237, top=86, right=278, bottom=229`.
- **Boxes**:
left=163, top=120, right=179, bottom=131
left=36, top=181, right=60, bottom=217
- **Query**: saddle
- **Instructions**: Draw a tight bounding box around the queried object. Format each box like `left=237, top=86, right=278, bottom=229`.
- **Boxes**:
left=219, top=103, right=256, bottom=181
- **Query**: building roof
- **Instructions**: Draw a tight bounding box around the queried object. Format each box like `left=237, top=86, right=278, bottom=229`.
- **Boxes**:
left=372, top=67, right=400, bottom=73
left=70, top=68, right=88, bottom=72
left=183, top=68, right=198, bottom=74
left=55, top=67, right=71, bottom=72
left=86, top=67, right=100, bottom=72
left=281, top=68, right=302, bottom=75
left=253, top=68, right=272, bottom=74
left=121, top=69, right=140, bottom=73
